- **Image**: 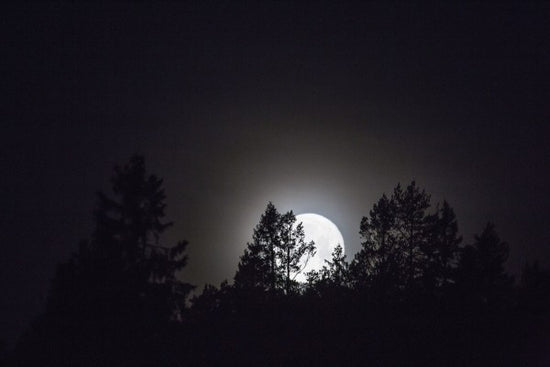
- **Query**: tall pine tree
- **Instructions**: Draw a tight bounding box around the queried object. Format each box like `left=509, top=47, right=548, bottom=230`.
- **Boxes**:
left=351, top=182, right=462, bottom=298
left=234, top=202, right=315, bottom=296
left=17, top=155, right=193, bottom=366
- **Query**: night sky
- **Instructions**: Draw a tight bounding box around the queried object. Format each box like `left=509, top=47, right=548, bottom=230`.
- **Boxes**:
left=1, top=2, right=549, bottom=346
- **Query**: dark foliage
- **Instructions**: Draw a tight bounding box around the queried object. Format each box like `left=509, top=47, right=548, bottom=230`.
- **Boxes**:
left=349, top=182, right=462, bottom=302
left=453, top=222, right=515, bottom=313
left=520, top=261, right=550, bottom=313
left=8, top=174, right=550, bottom=366
left=234, top=202, right=315, bottom=297
left=12, top=155, right=193, bottom=366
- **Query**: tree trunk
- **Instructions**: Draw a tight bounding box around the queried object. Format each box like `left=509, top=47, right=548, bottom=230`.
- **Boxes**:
left=286, top=247, right=290, bottom=295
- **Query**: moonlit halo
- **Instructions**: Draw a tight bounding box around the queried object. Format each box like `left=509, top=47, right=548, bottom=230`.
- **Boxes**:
left=294, top=213, right=345, bottom=283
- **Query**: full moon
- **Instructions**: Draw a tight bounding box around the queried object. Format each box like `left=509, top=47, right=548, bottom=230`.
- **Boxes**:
left=294, top=213, right=345, bottom=283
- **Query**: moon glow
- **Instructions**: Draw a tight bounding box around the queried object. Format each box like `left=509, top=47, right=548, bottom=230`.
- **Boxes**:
left=294, top=213, right=345, bottom=283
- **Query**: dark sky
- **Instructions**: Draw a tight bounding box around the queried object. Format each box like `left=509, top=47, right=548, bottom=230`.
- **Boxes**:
left=1, top=2, right=549, bottom=346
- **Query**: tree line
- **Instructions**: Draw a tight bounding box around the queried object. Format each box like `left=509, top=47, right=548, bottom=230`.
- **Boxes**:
left=5, top=155, right=550, bottom=366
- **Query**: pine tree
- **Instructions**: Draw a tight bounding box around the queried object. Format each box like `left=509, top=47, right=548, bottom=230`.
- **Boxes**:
left=235, top=202, right=282, bottom=294
left=83, top=155, right=193, bottom=322
left=234, top=240, right=269, bottom=292
left=322, top=244, right=349, bottom=287
left=423, top=201, right=462, bottom=290
left=392, top=181, right=431, bottom=288
left=279, top=211, right=315, bottom=294
left=305, top=245, right=350, bottom=302
left=455, top=222, right=513, bottom=308
left=18, top=155, right=193, bottom=365
left=234, top=202, right=315, bottom=296
left=350, top=193, right=399, bottom=292
left=351, top=181, right=462, bottom=297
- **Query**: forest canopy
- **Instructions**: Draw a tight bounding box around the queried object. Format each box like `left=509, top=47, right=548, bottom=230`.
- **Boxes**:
left=7, top=155, right=550, bottom=367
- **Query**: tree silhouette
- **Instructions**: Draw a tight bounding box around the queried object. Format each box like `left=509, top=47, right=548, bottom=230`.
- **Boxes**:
left=350, top=192, right=399, bottom=295
left=423, top=201, right=462, bottom=292
left=278, top=211, right=315, bottom=294
left=350, top=182, right=462, bottom=299
left=250, top=202, right=281, bottom=293
left=474, top=223, right=511, bottom=285
left=234, top=239, right=268, bottom=289
left=520, top=261, right=550, bottom=314
left=191, top=280, right=234, bottom=318
left=455, top=222, right=513, bottom=307
left=392, top=181, right=432, bottom=289
left=15, top=155, right=193, bottom=366
left=321, top=244, right=349, bottom=287
left=11, top=175, right=537, bottom=367
left=306, top=244, right=350, bottom=298
left=69, top=155, right=192, bottom=321
left=234, top=202, right=314, bottom=296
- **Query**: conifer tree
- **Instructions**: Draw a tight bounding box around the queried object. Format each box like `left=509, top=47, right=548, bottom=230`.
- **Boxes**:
left=455, top=222, right=512, bottom=306
left=279, top=211, right=315, bottom=294
left=351, top=193, right=399, bottom=292
left=351, top=181, right=462, bottom=297
left=18, top=155, right=193, bottom=366
left=234, top=202, right=315, bottom=295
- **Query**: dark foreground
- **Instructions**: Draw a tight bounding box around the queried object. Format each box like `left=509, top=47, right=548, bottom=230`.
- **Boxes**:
left=6, top=294, right=550, bottom=367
